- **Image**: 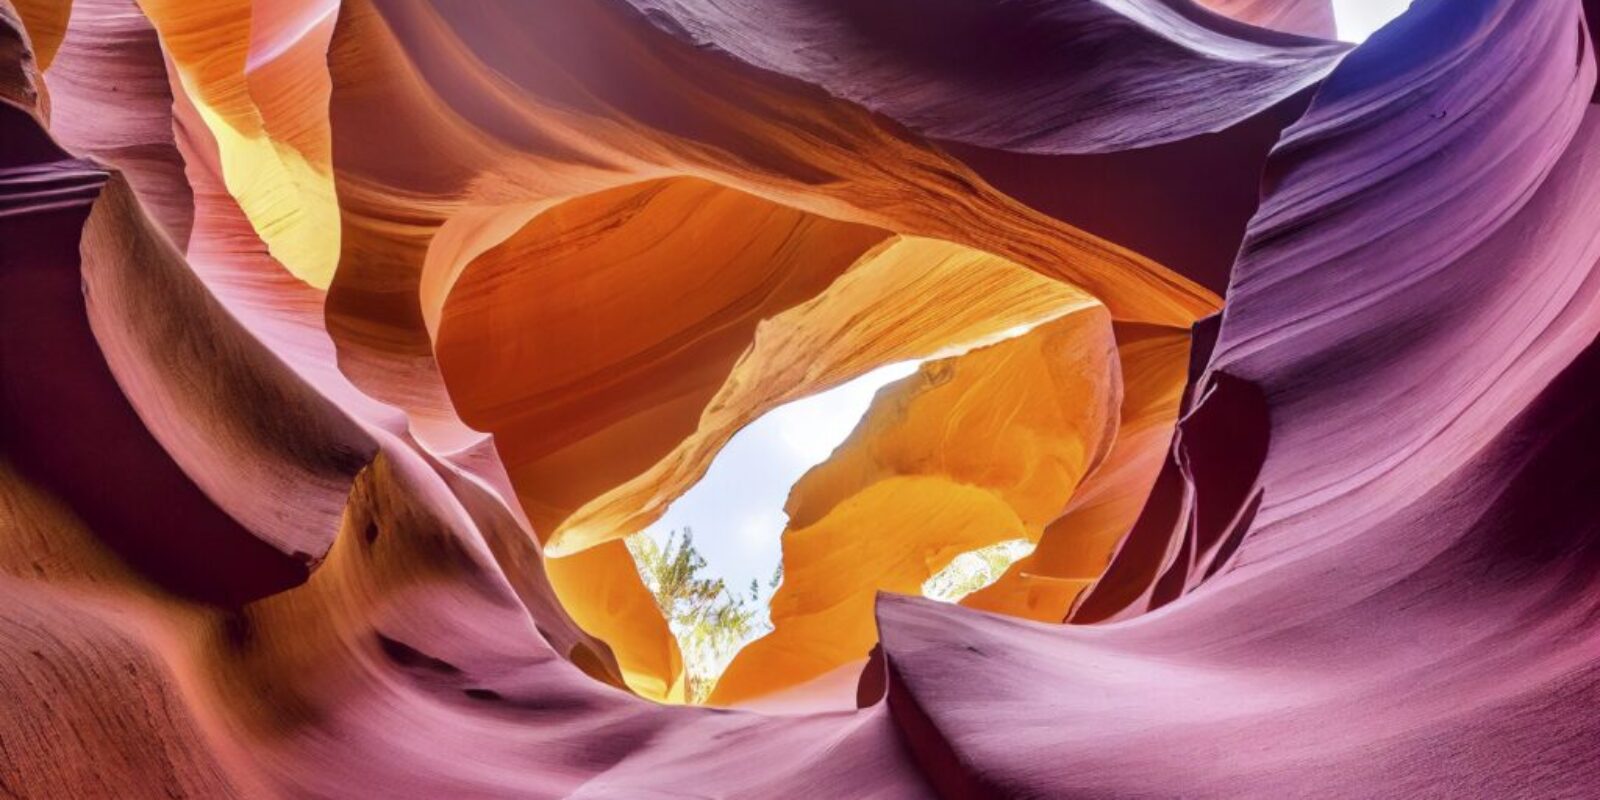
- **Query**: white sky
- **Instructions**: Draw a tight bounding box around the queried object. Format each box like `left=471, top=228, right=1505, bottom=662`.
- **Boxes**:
left=1333, top=0, right=1411, bottom=42
left=638, top=361, right=920, bottom=602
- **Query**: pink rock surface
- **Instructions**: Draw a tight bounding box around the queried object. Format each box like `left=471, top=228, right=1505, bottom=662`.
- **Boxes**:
left=885, top=1, right=1600, bottom=796
left=618, top=0, right=1347, bottom=153
left=1, top=0, right=1597, bottom=797
left=1198, top=0, right=1337, bottom=38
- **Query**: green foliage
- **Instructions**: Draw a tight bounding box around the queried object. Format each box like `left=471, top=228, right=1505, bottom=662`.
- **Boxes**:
left=626, top=525, right=1027, bottom=701
left=626, top=527, right=768, bottom=703
left=627, top=525, right=1029, bottom=701
left=922, top=538, right=1035, bottom=603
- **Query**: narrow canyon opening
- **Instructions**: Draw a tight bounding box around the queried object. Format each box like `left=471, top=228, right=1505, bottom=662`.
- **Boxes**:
left=434, top=177, right=1175, bottom=708
left=623, top=329, right=1059, bottom=703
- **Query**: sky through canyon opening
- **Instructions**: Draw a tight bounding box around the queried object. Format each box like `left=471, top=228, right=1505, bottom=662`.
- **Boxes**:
left=619, top=0, right=1413, bottom=706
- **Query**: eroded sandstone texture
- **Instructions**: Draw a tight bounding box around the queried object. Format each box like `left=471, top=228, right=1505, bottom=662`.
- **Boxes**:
left=1, top=0, right=1597, bottom=797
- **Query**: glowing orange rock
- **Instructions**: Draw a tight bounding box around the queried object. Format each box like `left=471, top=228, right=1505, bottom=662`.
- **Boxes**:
left=543, top=233, right=1103, bottom=558
left=437, top=177, right=888, bottom=541
left=544, top=540, right=686, bottom=702
left=10, top=0, right=67, bottom=72
left=711, top=304, right=1122, bottom=704
left=136, top=0, right=338, bottom=286
left=436, top=176, right=1111, bottom=698
left=962, top=323, right=1191, bottom=621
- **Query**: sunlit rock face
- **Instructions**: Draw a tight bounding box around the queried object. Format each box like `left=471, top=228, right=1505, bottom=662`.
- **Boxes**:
left=1, top=0, right=1596, bottom=796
